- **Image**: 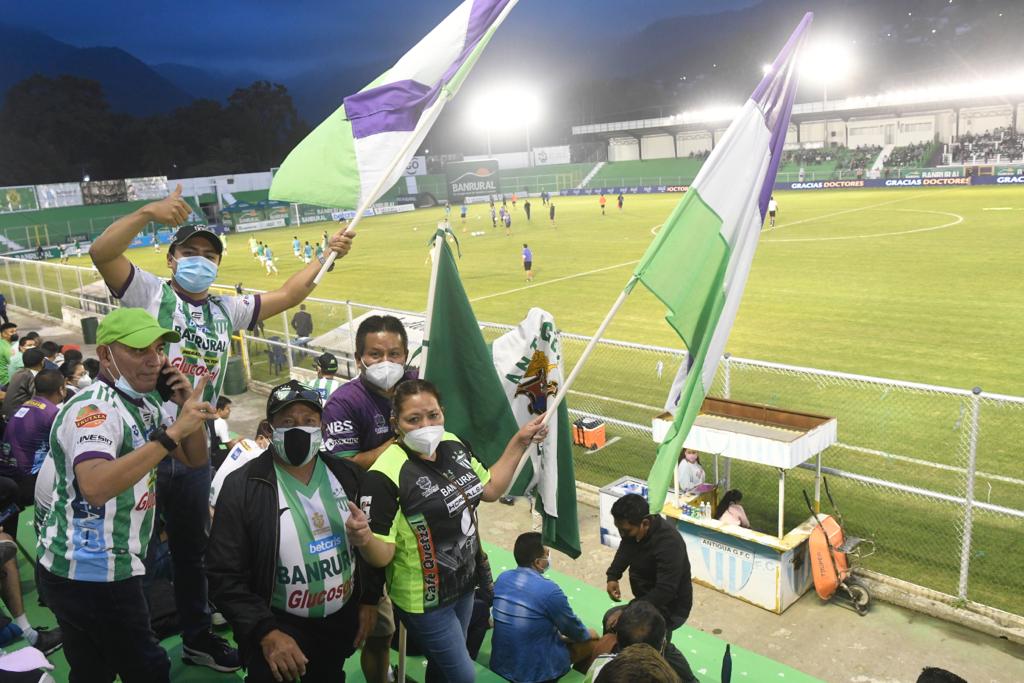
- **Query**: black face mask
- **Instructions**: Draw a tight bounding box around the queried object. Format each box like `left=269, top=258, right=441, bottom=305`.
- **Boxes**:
left=8, top=334, right=17, bottom=343
left=272, top=426, right=322, bottom=467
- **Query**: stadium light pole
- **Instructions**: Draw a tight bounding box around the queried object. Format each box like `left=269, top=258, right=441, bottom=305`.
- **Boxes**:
left=470, top=89, right=542, bottom=163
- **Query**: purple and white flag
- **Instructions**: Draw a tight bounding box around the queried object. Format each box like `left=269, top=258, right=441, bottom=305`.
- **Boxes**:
left=271, top=0, right=517, bottom=209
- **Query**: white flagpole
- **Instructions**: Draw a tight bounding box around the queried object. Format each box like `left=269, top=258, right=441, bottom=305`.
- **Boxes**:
left=541, top=275, right=638, bottom=426
left=311, top=103, right=446, bottom=286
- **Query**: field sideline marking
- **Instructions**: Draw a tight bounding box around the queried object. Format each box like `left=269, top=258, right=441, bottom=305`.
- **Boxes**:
left=568, top=389, right=663, bottom=412
left=469, top=260, right=639, bottom=303
left=762, top=209, right=964, bottom=243
left=585, top=436, right=622, bottom=453
left=837, top=442, right=1024, bottom=487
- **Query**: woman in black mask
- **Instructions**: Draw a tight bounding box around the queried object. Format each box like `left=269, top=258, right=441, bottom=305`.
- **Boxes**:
left=207, top=380, right=385, bottom=683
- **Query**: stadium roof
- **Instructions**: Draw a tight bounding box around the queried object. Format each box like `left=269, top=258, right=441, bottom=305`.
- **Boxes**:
left=572, top=70, right=1024, bottom=137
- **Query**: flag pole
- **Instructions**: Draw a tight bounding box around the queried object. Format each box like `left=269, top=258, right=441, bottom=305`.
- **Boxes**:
left=420, top=228, right=445, bottom=375
left=311, top=105, right=446, bottom=286
left=542, top=275, right=638, bottom=426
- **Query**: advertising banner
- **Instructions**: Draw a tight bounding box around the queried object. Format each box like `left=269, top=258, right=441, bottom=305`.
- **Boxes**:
left=446, top=160, right=500, bottom=201
left=298, top=205, right=341, bottom=223
left=531, top=146, right=571, bottom=166
left=125, top=176, right=169, bottom=200
left=234, top=218, right=288, bottom=232
left=35, top=183, right=83, bottom=208
left=81, top=179, right=128, bottom=205
left=1, top=186, right=39, bottom=213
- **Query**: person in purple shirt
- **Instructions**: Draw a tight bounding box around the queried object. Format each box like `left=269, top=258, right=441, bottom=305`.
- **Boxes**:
left=0, top=368, right=65, bottom=540
left=522, top=244, right=534, bottom=282
left=491, top=533, right=595, bottom=683
left=321, top=313, right=414, bottom=683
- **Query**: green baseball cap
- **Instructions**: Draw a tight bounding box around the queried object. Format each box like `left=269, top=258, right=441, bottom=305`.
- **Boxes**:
left=97, top=308, right=181, bottom=348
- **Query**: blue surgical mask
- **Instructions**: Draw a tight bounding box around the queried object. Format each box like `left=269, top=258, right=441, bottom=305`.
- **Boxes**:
left=110, top=354, right=146, bottom=400
left=172, top=255, right=218, bottom=293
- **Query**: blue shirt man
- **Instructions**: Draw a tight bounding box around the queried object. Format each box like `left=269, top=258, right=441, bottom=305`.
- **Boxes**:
left=491, top=533, right=593, bottom=683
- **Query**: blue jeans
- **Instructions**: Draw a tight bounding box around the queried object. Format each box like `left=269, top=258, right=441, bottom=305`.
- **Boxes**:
left=153, top=456, right=212, bottom=640
left=38, top=567, right=170, bottom=683
left=394, top=592, right=475, bottom=683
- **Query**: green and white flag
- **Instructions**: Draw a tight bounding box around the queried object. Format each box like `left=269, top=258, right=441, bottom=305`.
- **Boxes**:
left=424, top=233, right=580, bottom=557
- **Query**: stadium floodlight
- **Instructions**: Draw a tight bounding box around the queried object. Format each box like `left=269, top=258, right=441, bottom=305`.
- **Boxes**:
left=469, top=88, right=542, bottom=161
left=800, top=37, right=855, bottom=104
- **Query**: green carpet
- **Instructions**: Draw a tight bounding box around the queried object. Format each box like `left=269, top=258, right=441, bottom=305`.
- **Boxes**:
left=13, top=512, right=819, bottom=682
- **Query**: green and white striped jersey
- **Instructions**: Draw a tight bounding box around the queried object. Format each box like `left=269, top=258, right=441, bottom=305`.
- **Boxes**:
left=115, top=265, right=260, bottom=405
left=37, top=380, right=170, bottom=582
left=272, top=459, right=356, bottom=617
left=310, top=377, right=343, bottom=401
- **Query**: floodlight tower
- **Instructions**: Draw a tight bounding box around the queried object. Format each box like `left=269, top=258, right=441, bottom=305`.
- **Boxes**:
left=471, top=89, right=542, bottom=164
left=801, top=39, right=855, bottom=106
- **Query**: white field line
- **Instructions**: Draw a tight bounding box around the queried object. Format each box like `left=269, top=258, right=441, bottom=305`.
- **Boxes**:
left=585, top=436, right=622, bottom=453
left=469, top=260, right=638, bottom=303
left=982, top=207, right=1013, bottom=210
left=762, top=209, right=964, bottom=243
left=568, top=389, right=663, bottom=412
left=763, top=190, right=947, bottom=233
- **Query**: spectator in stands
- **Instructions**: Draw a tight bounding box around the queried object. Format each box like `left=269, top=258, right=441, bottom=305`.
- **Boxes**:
left=675, top=449, right=706, bottom=493
left=0, top=323, right=17, bottom=386
left=0, top=367, right=64, bottom=539
left=0, top=529, right=63, bottom=655
left=61, top=346, right=81, bottom=364
left=0, top=294, right=8, bottom=325
left=606, top=494, right=697, bottom=682
left=210, top=397, right=239, bottom=470
left=208, top=422, right=271, bottom=513
left=490, top=532, right=596, bottom=683
left=715, top=489, right=750, bottom=528
left=40, top=341, right=61, bottom=370
left=2, top=348, right=44, bottom=420
left=82, top=357, right=100, bottom=380
left=7, top=335, right=38, bottom=378
left=59, top=359, right=88, bottom=400
left=348, top=379, right=547, bottom=683
left=36, top=307, right=213, bottom=683
left=321, top=315, right=415, bottom=682
left=594, top=644, right=680, bottom=683
left=584, top=601, right=672, bottom=681
left=291, top=303, right=314, bottom=339
left=311, top=352, right=343, bottom=401
left=207, top=380, right=383, bottom=683
left=89, top=185, right=355, bottom=673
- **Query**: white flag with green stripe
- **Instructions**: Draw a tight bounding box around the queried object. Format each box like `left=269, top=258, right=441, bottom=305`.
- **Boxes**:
left=642, top=13, right=813, bottom=512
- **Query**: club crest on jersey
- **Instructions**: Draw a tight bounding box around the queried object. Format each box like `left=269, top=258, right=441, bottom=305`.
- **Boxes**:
left=74, top=404, right=107, bottom=429
left=416, top=476, right=439, bottom=497
left=311, top=511, right=330, bottom=536
left=513, top=351, right=558, bottom=415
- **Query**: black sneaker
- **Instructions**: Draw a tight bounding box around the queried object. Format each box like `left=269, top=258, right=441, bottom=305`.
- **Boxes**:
left=182, top=630, right=241, bottom=672
left=31, top=626, right=63, bottom=656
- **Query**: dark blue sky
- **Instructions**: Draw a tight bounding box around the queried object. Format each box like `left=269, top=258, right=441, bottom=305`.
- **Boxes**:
left=11, top=0, right=758, bottom=77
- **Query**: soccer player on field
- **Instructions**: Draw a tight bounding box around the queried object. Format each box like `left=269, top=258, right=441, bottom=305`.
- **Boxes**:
left=264, top=245, right=279, bottom=275
left=292, top=235, right=301, bottom=259
left=549, top=201, right=556, bottom=226
left=599, top=193, right=607, bottom=215
left=522, top=243, right=533, bottom=282
left=88, top=184, right=354, bottom=672
left=617, top=192, right=624, bottom=211
left=767, top=195, right=778, bottom=228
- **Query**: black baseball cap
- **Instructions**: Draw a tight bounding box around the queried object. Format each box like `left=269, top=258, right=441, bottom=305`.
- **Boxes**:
left=315, top=353, right=338, bottom=373
left=267, top=380, right=322, bottom=419
left=170, top=224, right=223, bottom=254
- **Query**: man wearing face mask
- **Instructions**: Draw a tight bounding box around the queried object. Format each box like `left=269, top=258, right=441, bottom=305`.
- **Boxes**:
left=491, top=532, right=596, bottom=683
left=89, top=184, right=355, bottom=672
left=320, top=314, right=413, bottom=682
left=36, top=307, right=215, bottom=683
left=207, top=380, right=383, bottom=683
left=605, top=494, right=697, bottom=683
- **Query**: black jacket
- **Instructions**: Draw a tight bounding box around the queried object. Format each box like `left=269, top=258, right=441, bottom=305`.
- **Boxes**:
left=207, top=449, right=384, bottom=662
left=606, top=515, right=692, bottom=629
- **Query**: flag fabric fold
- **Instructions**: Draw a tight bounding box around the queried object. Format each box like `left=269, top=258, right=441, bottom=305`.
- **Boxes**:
left=637, top=12, right=813, bottom=512
left=270, top=0, right=516, bottom=209
left=423, top=233, right=580, bottom=558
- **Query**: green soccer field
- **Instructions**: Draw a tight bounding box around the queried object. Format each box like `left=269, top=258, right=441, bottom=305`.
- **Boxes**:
left=30, top=185, right=1024, bottom=613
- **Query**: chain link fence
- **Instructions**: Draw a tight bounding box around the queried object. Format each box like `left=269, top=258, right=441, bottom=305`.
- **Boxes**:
left=2, top=256, right=1021, bottom=618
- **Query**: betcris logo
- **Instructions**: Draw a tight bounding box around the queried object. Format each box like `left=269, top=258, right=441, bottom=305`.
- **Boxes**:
left=308, top=534, right=343, bottom=555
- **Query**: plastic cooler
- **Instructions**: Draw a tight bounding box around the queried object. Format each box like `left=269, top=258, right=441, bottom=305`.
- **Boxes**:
left=572, top=417, right=606, bottom=449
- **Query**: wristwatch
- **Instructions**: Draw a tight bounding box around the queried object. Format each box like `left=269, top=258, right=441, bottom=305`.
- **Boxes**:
left=149, top=426, right=179, bottom=453
left=316, top=252, right=336, bottom=272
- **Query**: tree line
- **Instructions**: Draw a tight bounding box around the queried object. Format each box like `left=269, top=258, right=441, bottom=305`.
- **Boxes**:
left=0, top=75, right=309, bottom=186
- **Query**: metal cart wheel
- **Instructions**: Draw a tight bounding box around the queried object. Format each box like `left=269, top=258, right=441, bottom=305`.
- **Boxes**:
left=848, top=582, right=871, bottom=615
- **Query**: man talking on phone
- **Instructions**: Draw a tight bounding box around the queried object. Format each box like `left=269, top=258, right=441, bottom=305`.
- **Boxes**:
left=88, top=185, right=356, bottom=672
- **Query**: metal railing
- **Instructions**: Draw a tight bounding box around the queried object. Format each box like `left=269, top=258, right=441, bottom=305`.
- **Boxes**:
left=2, top=255, right=1022, bottom=620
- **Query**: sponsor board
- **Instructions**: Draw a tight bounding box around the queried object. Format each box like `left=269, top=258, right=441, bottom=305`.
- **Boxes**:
left=234, top=217, right=288, bottom=232
left=1, top=186, right=39, bottom=213
left=35, top=182, right=83, bottom=208
left=331, top=204, right=416, bottom=221
left=404, top=156, right=427, bottom=176
left=882, top=177, right=971, bottom=187
left=446, top=160, right=500, bottom=201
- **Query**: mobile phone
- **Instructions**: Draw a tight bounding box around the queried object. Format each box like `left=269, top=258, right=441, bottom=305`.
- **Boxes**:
left=155, top=368, right=175, bottom=402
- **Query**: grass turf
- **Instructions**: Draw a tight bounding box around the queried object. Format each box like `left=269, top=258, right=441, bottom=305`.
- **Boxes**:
left=12, top=185, right=1024, bottom=614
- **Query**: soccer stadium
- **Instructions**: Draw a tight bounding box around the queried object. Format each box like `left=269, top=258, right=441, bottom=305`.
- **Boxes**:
left=0, top=1, right=1021, bottom=682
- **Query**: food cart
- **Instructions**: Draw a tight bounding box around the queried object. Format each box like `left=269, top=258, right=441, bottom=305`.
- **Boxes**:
left=653, top=398, right=837, bottom=614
